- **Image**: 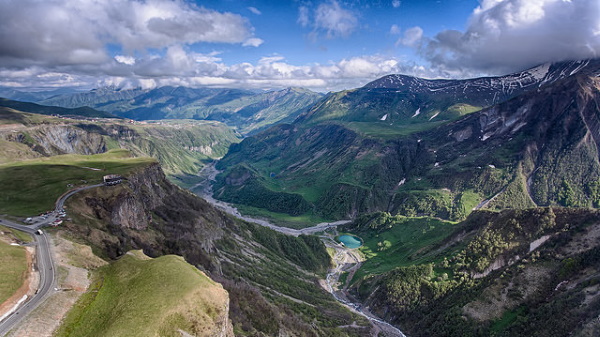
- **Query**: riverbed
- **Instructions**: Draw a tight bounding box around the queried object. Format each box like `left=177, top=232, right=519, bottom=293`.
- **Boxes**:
left=192, top=163, right=406, bottom=337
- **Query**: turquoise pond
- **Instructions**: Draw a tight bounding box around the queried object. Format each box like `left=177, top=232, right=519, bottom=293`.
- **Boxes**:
left=337, top=235, right=362, bottom=249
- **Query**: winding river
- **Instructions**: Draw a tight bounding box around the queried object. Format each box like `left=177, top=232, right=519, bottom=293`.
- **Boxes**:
left=192, top=163, right=406, bottom=337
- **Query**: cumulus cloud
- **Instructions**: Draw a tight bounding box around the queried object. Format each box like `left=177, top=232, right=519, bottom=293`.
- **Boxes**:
left=297, top=1, right=359, bottom=39
left=0, top=49, right=428, bottom=92
left=0, top=0, right=258, bottom=67
left=421, top=0, right=600, bottom=74
left=390, top=24, right=401, bottom=35
left=398, top=26, right=423, bottom=47
left=392, top=0, right=401, bottom=8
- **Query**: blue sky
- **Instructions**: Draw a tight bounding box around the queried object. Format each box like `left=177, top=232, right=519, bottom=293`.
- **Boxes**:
left=0, top=0, right=598, bottom=91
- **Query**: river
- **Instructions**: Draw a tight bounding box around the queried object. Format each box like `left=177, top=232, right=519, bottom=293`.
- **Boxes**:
left=191, top=163, right=406, bottom=337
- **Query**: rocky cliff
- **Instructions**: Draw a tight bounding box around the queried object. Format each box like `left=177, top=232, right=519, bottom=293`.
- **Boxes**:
left=62, top=161, right=370, bottom=336
left=0, top=108, right=240, bottom=177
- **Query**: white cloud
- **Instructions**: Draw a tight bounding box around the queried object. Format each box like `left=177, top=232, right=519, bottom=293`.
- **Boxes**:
left=298, top=6, right=310, bottom=27
left=421, top=0, right=600, bottom=73
left=242, top=38, right=265, bottom=47
left=248, top=7, right=261, bottom=15
left=298, top=1, right=359, bottom=39
left=0, top=0, right=259, bottom=67
left=115, top=55, right=136, bottom=65
left=390, top=24, right=401, bottom=35
left=0, top=51, right=426, bottom=92
left=392, top=0, right=401, bottom=8
left=399, top=26, right=423, bottom=47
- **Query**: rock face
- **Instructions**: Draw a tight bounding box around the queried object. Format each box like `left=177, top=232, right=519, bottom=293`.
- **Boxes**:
left=30, top=125, right=107, bottom=155
left=63, top=162, right=364, bottom=336
left=0, top=112, right=240, bottom=176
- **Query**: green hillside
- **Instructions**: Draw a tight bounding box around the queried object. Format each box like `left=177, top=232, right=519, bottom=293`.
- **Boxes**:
left=344, top=208, right=600, bottom=337
left=215, top=69, right=600, bottom=224
left=56, top=253, right=232, bottom=337
left=0, top=106, right=240, bottom=184
left=0, top=150, right=155, bottom=216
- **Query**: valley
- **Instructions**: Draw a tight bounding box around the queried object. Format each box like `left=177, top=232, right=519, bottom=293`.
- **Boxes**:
left=2, top=1, right=599, bottom=336
left=0, top=58, right=599, bottom=337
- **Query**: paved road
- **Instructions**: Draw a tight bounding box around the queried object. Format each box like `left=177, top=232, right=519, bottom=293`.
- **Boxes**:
left=0, top=183, right=104, bottom=336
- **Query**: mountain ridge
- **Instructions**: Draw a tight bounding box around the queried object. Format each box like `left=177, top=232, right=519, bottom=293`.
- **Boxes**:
left=214, top=58, right=600, bottom=221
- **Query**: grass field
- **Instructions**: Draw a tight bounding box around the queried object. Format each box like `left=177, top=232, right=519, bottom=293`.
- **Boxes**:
left=351, top=216, right=457, bottom=282
left=0, top=149, right=155, bottom=216
left=0, top=239, right=28, bottom=305
left=55, top=253, right=230, bottom=337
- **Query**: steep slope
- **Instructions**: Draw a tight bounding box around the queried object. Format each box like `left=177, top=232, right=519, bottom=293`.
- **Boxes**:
left=0, top=142, right=370, bottom=334
left=55, top=253, right=234, bottom=337
left=343, top=208, right=600, bottom=337
left=41, top=86, right=324, bottom=134
left=297, top=60, right=594, bottom=133
left=215, top=59, right=600, bottom=221
left=60, top=161, right=370, bottom=336
left=0, top=106, right=240, bottom=178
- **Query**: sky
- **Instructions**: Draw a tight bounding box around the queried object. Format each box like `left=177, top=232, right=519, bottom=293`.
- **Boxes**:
left=0, top=0, right=599, bottom=92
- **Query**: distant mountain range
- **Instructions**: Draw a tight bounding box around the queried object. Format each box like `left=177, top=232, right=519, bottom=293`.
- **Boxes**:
left=6, top=86, right=324, bottom=135
left=0, top=97, right=117, bottom=119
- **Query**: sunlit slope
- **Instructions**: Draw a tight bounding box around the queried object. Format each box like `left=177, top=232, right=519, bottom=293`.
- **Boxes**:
left=56, top=252, right=232, bottom=337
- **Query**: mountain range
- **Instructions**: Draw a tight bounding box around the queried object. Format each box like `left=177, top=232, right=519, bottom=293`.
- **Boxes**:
left=6, top=86, right=324, bottom=135
left=2, top=58, right=600, bottom=337
left=214, top=59, right=600, bottom=220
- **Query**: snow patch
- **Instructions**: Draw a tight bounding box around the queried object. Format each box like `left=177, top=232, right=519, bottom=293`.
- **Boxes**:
left=380, top=114, right=388, bottom=121
left=488, top=164, right=496, bottom=169
left=481, top=133, right=491, bottom=141
left=412, top=108, right=421, bottom=118
left=398, top=178, right=406, bottom=186
left=429, top=112, right=440, bottom=121
left=528, top=63, right=551, bottom=81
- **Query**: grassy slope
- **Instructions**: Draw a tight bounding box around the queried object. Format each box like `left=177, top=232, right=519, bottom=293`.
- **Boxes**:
left=0, top=149, right=155, bottom=216
left=344, top=214, right=458, bottom=283
left=56, top=253, right=229, bottom=337
left=0, top=238, right=28, bottom=305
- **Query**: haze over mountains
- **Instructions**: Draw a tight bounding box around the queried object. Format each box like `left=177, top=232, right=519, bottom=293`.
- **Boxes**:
left=1, top=86, right=324, bottom=135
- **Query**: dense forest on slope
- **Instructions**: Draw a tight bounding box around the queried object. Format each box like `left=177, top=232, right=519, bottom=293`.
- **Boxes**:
left=342, top=208, right=600, bottom=337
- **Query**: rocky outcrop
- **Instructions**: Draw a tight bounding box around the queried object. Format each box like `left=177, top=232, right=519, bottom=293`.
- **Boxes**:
left=30, top=125, right=106, bottom=155
left=1, top=124, right=107, bottom=157
left=63, top=161, right=367, bottom=336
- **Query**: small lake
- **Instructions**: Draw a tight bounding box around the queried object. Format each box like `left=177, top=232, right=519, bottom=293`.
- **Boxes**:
left=338, top=235, right=363, bottom=249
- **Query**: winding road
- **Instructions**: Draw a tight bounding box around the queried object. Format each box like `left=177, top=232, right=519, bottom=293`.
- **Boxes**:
left=0, top=183, right=104, bottom=336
